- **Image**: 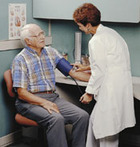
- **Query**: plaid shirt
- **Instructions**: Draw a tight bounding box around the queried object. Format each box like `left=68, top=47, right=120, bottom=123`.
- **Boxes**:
left=11, top=46, right=62, bottom=93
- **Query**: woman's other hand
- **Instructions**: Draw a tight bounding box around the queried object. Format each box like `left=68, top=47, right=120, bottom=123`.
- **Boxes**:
left=80, top=93, right=93, bottom=104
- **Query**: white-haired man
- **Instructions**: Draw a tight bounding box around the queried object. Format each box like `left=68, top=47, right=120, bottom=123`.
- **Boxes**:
left=11, top=24, right=90, bottom=147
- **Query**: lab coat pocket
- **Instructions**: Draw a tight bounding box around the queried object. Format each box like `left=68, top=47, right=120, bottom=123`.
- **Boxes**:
left=97, top=80, right=117, bottom=113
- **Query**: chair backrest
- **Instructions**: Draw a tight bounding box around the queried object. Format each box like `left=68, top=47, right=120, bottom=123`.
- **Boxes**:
left=4, top=69, right=15, bottom=98
left=4, top=69, right=38, bottom=126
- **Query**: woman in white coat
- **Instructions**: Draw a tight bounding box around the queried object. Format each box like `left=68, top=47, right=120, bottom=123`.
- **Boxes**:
left=73, top=3, right=136, bottom=147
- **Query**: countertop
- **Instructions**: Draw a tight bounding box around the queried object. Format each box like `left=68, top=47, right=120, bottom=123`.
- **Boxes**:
left=132, top=77, right=140, bottom=100
left=55, top=70, right=140, bottom=100
left=55, top=69, right=87, bottom=87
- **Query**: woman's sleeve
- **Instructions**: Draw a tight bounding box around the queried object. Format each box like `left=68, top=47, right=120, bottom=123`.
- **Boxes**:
left=86, top=38, right=107, bottom=95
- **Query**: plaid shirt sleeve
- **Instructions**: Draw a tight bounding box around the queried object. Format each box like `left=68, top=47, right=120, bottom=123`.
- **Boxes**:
left=45, top=46, right=63, bottom=68
left=11, top=56, right=28, bottom=89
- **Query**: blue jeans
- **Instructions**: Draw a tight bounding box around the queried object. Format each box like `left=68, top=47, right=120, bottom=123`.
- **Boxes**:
left=15, top=93, right=89, bottom=147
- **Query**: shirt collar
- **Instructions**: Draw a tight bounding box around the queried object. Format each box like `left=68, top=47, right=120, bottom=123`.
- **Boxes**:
left=25, top=46, right=46, bottom=55
left=96, top=24, right=103, bottom=33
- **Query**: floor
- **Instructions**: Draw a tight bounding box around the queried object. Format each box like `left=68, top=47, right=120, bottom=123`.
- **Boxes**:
left=8, top=136, right=44, bottom=147
left=8, top=143, right=30, bottom=147
left=7, top=136, right=140, bottom=147
left=7, top=125, right=140, bottom=147
left=7, top=126, right=47, bottom=147
left=7, top=134, right=71, bottom=147
left=7, top=125, right=72, bottom=147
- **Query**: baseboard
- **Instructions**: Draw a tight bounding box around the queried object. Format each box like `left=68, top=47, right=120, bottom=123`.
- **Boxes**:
left=0, top=130, right=22, bottom=147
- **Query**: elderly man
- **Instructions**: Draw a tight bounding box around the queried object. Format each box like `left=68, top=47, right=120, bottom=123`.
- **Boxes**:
left=11, top=24, right=90, bottom=147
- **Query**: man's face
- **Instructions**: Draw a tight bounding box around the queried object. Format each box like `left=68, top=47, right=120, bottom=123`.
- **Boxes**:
left=28, top=25, right=46, bottom=50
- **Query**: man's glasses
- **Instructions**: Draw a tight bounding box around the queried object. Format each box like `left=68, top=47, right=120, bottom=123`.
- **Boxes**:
left=30, top=31, right=45, bottom=39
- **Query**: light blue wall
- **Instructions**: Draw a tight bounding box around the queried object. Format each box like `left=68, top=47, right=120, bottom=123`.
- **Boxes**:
left=0, top=0, right=140, bottom=138
left=106, top=22, right=140, bottom=77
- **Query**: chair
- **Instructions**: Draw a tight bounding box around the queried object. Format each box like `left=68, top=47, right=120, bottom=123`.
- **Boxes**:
left=3, top=69, right=46, bottom=146
left=4, top=69, right=38, bottom=126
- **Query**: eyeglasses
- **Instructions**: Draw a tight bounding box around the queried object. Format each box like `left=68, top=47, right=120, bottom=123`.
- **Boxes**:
left=29, top=31, right=45, bottom=39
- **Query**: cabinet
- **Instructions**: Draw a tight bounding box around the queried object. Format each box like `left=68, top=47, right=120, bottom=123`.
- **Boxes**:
left=33, top=0, right=140, bottom=23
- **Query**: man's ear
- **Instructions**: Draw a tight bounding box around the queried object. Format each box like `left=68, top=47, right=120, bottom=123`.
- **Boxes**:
left=24, top=38, right=31, bottom=46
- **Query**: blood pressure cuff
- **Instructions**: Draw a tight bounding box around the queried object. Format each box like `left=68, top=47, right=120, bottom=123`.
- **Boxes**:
left=56, top=58, right=73, bottom=76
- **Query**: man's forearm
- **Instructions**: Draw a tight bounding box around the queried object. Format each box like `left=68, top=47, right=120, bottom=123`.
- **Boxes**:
left=17, top=88, right=60, bottom=113
left=17, top=88, right=46, bottom=106
left=69, top=70, right=90, bottom=82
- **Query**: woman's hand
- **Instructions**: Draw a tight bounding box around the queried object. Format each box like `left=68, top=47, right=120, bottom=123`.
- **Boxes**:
left=80, top=93, right=93, bottom=104
left=72, top=63, right=90, bottom=72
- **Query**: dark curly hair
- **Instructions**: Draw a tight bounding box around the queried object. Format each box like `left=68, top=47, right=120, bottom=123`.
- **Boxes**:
left=73, top=3, right=101, bottom=26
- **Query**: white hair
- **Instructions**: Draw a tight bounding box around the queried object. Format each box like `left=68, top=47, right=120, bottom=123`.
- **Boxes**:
left=20, top=24, right=40, bottom=47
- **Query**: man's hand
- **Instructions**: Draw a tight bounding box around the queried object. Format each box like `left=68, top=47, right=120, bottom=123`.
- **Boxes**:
left=80, top=93, right=93, bottom=104
left=41, top=100, right=60, bottom=114
left=17, top=88, right=60, bottom=114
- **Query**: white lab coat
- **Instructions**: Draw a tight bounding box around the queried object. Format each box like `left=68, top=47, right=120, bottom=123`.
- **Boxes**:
left=86, top=24, right=136, bottom=139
